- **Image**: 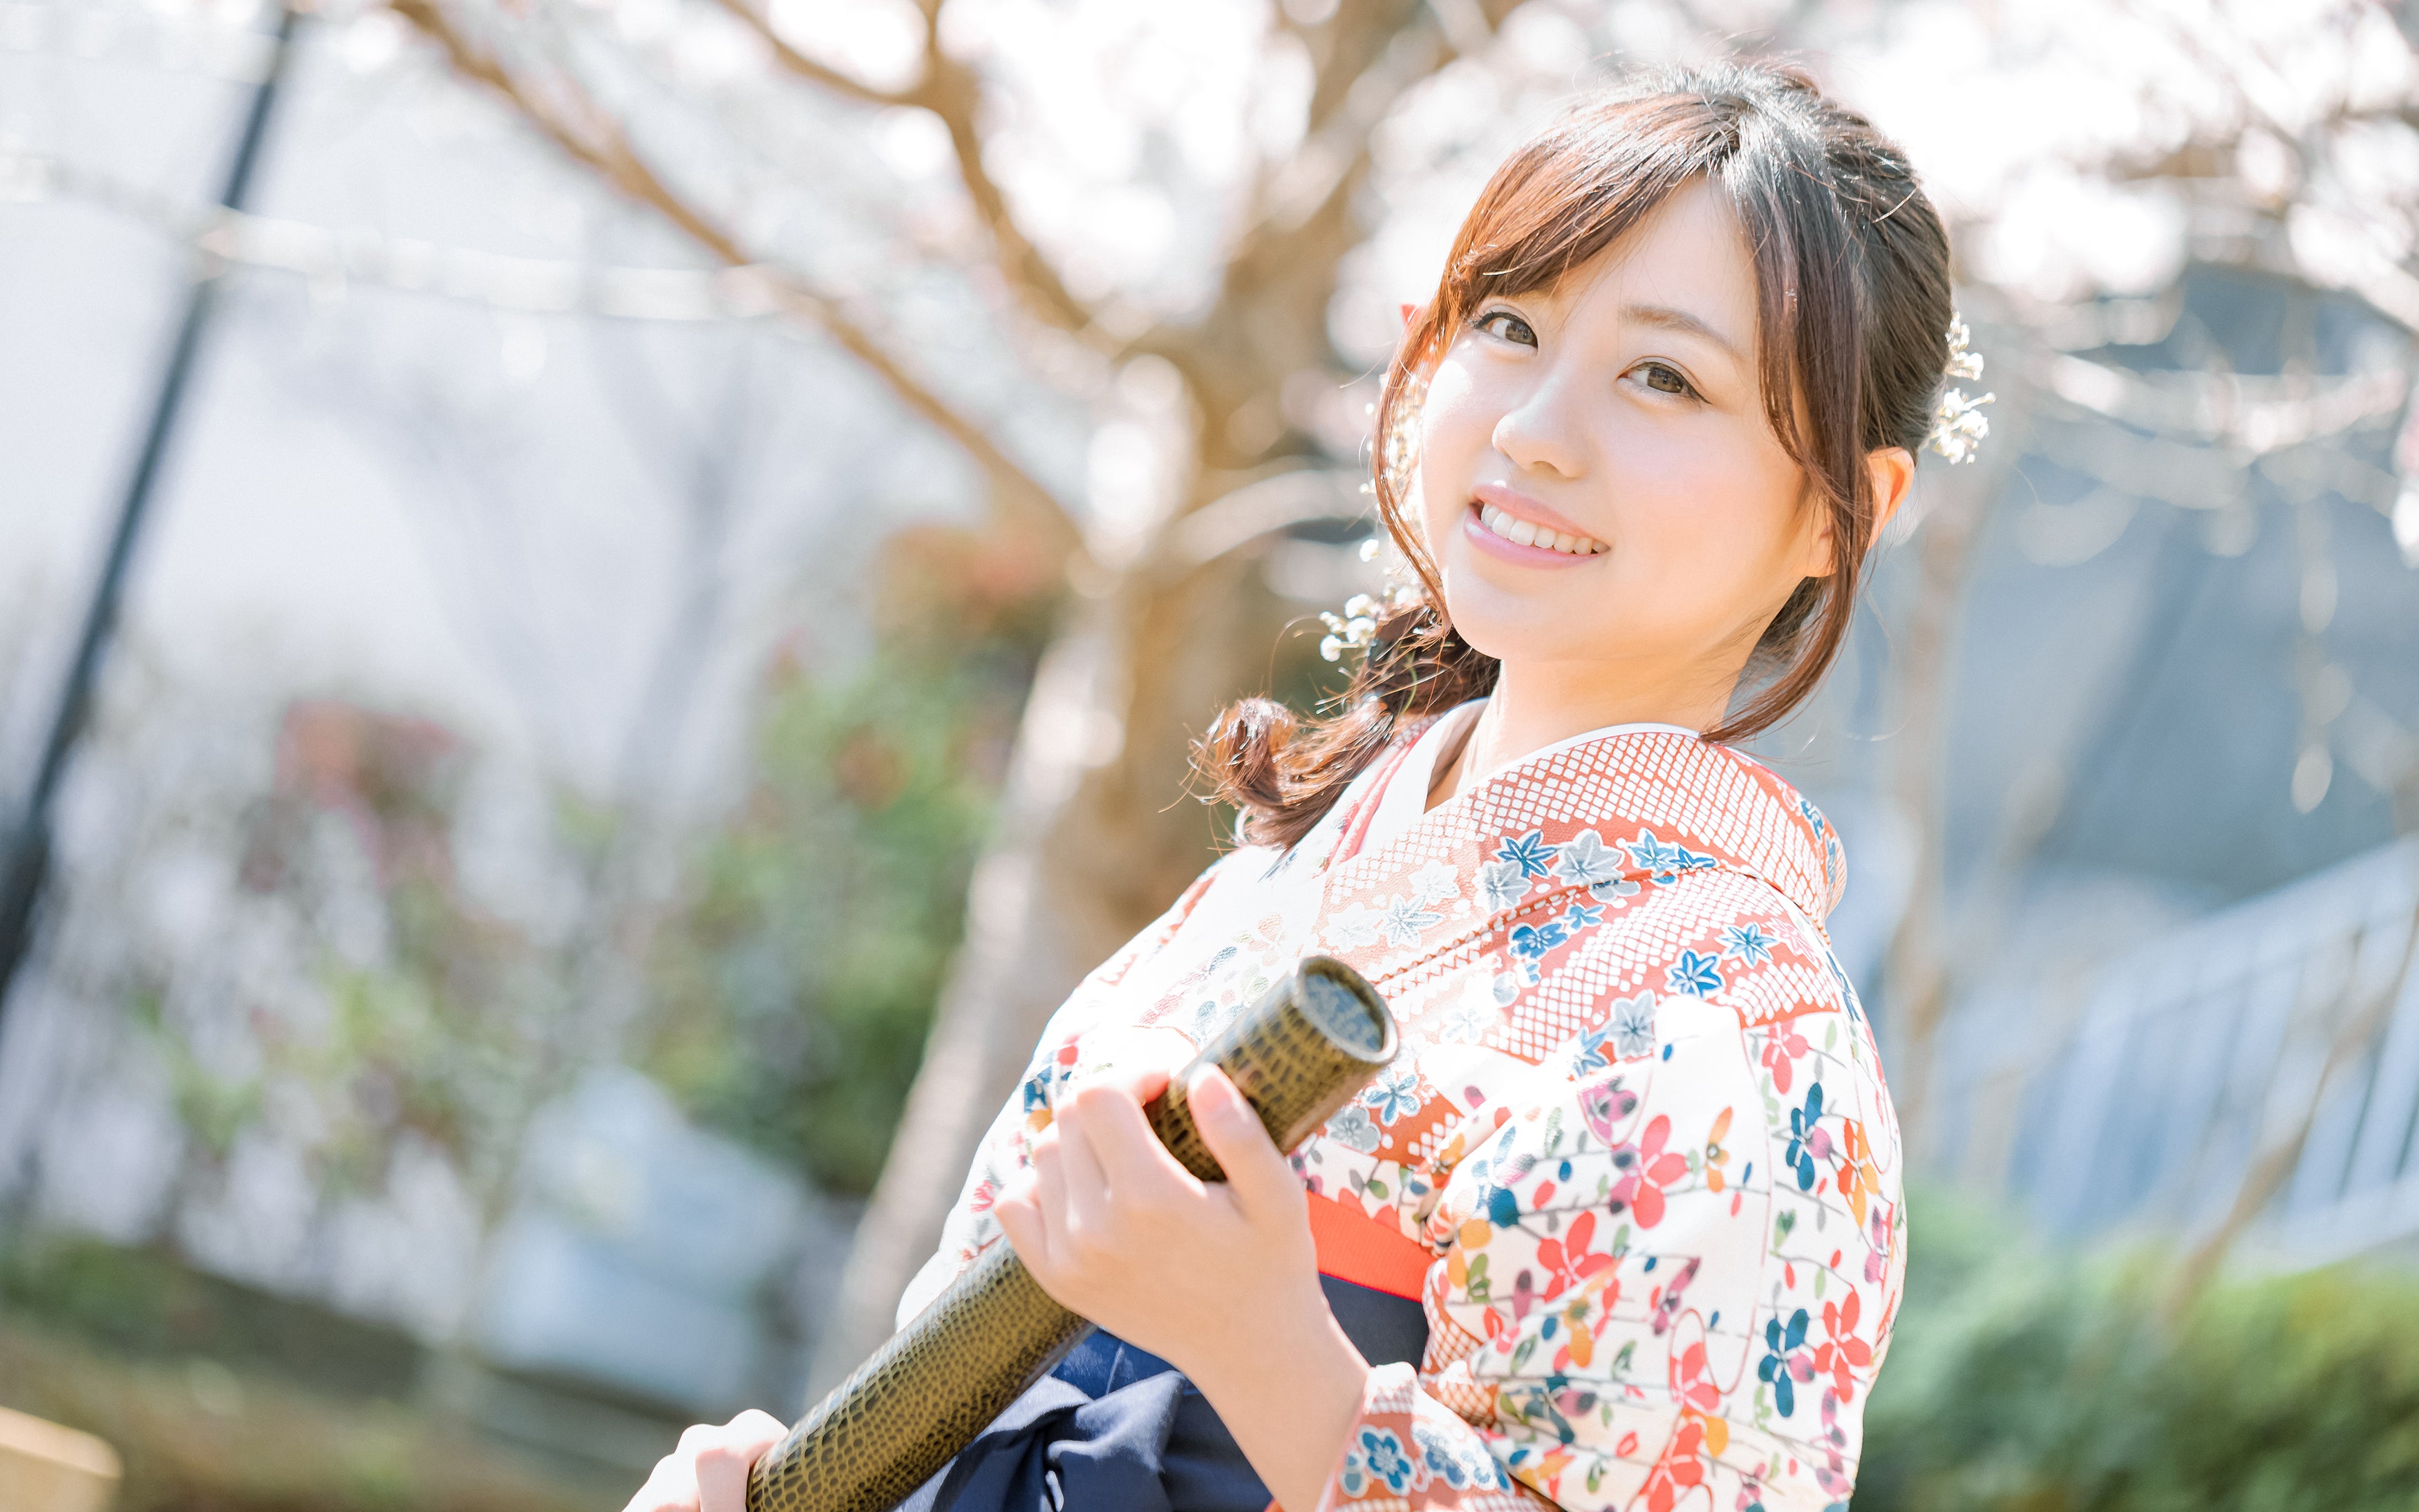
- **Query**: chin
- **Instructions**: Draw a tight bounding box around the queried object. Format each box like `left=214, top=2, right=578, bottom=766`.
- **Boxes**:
left=1435, top=578, right=1563, bottom=663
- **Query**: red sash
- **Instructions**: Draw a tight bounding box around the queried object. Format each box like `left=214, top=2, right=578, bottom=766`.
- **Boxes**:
left=1307, top=1192, right=1432, bottom=1301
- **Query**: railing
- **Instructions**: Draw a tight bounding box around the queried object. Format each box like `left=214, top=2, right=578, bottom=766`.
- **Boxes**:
left=1960, top=835, right=2419, bottom=1267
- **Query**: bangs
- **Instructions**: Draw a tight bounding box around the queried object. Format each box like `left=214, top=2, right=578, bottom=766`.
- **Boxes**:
left=1421, top=92, right=1833, bottom=478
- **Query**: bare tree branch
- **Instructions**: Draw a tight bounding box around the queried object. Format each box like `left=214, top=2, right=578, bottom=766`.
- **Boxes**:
left=1138, top=1, right=1474, bottom=457
left=708, top=0, right=910, bottom=109
left=387, top=0, right=1084, bottom=565
left=712, top=0, right=1098, bottom=339
left=720, top=0, right=1500, bottom=468
left=1235, top=0, right=1457, bottom=256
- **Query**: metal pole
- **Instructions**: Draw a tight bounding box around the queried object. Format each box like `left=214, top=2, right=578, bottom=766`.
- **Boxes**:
left=0, top=5, right=303, bottom=1035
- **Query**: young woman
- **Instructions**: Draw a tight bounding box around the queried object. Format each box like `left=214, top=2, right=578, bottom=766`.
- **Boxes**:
left=634, top=59, right=1972, bottom=1512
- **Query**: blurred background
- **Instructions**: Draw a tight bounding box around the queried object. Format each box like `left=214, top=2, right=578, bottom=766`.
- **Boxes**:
left=3, top=0, right=2417, bottom=1506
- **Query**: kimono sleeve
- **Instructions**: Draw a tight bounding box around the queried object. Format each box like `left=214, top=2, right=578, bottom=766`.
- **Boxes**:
left=1317, top=880, right=1899, bottom=1511
left=895, top=855, right=1232, bottom=1327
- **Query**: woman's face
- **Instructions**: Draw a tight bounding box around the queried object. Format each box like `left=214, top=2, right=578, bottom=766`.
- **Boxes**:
left=1413, top=178, right=1831, bottom=699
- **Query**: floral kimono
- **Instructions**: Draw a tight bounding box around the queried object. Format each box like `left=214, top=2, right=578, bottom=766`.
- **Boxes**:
left=903, top=712, right=1904, bottom=1512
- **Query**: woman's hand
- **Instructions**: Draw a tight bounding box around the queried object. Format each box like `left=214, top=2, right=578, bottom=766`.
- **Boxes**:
left=994, top=1062, right=1319, bottom=1363
left=992, top=1063, right=1371, bottom=1512
left=623, top=1410, right=786, bottom=1512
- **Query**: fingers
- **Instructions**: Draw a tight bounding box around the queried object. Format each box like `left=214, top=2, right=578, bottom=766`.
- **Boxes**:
left=628, top=1411, right=787, bottom=1512
left=1069, top=1075, right=1195, bottom=1200
left=696, top=1410, right=787, bottom=1512
left=1062, top=1026, right=1190, bottom=1106
left=993, top=1182, right=1041, bottom=1263
left=1032, top=1125, right=1069, bottom=1229
left=995, top=1141, right=1055, bottom=1270
left=628, top=1421, right=712, bottom=1512
left=624, top=1450, right=695, bottom=1512
left=1092, top=1057, right=1174, bottom=1108
left=1186, top=1068, right=1299, bottom=1219
left=1052, top=1091, right=1116, bottom=1238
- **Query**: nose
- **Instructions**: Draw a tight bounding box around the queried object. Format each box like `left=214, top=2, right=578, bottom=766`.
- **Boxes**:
left=1489, top=361, right=1589, bottom=482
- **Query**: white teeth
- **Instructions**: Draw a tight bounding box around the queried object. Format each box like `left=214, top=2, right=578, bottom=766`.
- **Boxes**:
left=1476, top=500, right=1604, bottom=556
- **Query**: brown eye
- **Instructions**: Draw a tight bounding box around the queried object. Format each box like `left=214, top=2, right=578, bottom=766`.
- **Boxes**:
left=1641, top=361, right=1693, bottom=396
left=1477, top=310, right=1538, bottom=348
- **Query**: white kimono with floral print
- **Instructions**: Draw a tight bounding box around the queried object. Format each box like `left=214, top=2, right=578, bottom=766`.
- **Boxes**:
left=901, top=725, right=1904, bottom=1512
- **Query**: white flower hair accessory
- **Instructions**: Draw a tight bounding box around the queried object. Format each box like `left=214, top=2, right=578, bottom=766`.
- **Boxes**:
left=1926, top=314, right=1995, bottom=464
left=1318, top=541, right=1424, bottom=663
left=1317, top=594, right=1383, bottom=662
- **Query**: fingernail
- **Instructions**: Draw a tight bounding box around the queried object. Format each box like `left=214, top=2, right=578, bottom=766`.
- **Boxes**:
left=1192, top=1070, right=1241, bottom=1117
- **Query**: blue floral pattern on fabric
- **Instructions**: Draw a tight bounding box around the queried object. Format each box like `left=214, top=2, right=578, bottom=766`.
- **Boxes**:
left=1590, top=875, right=1641, bottom=905
left=1547, top=829, right=1627, bottom=888
left=1785, top=1082, right=1827, bottom=1189
left=1362, top=1068, right=1424, bottom=1126
left=1494, top=829, right=1560, bottom=880
left=1508, top=918, right=1570, bottom=983
left=1759, top=1307, right=1812, bottom=1417
left=1666, top=949, right=1724, bottom=997
left=1413, top=1424, right=1510, bottom=1491
left=1719, top=922, right=1776, bottom=967
left=1326, top=1103, right=1382, bottom=1153
left=1621, top=826, right=1720, bottom=880
left=1381, top=894, right=1447, bottom=947
left=1568, top=1023, right=1614, bottom=1078
left=1609, top=992, right=1657, bottom=1058
left=1342, top=1427, right=1418, bottom=1496
left=1477, top=858, right=1530, bottom=913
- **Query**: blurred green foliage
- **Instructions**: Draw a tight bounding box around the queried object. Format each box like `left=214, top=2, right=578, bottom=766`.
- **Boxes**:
left=1857, top=1191, right=2419, bottom=1511
left=639, top=531, right=1049, bottom=1194
left=0, top=1310, right=591, bottom=1512
left=634, top=528, right=1371, bottom=1193
left=1, top=1231, right=195, bottom=1359
left=0, top=1231, right=423, bottom=1398
left=209, top=701, right=558, bottom=1204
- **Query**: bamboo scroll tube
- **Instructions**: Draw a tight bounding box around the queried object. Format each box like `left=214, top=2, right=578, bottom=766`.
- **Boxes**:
left=745, top=954, right=1400, bottom=1512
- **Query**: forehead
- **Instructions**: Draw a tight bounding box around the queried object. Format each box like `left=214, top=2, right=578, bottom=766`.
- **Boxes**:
left=1534, top=178, right=1758, bottom=334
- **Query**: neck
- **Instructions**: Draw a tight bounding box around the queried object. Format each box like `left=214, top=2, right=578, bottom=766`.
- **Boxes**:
left=1444, top=656, right=1738, bottom=803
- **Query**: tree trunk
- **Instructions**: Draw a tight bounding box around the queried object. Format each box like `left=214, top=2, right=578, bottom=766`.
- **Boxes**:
left=810, top=543, right=1290, bottom=1389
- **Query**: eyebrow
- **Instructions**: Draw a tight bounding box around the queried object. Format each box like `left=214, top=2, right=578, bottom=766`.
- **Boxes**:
left=1621, top=302, right=1747, bottom=363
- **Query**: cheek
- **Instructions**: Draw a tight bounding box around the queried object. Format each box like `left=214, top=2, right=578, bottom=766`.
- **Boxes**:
left=1615, top=430, right=1804, bottom=573
left=1413, top=362, right=1489, bottom=523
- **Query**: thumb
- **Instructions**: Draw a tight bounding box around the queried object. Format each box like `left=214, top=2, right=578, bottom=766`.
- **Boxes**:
left=1187, top=1068, right=1298, bottom=1216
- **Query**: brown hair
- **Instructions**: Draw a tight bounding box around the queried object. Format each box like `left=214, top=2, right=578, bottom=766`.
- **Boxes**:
left=1197, top=60, right=1955, bottom=848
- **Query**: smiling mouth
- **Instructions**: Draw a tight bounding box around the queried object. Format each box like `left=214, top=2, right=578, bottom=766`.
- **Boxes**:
left=1472, top=501, right=1606, bottom=556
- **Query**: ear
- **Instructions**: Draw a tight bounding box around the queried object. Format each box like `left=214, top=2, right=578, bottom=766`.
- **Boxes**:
left=1865, top=446, right=1916, bottom=541
left=1794, top=446, right=1917, bottom=578
left=1400, top=302, right=1419, bottom=331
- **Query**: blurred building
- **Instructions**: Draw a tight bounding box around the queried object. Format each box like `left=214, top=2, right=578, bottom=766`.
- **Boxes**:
left=1798, top=265, right=2419, bottom=1260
